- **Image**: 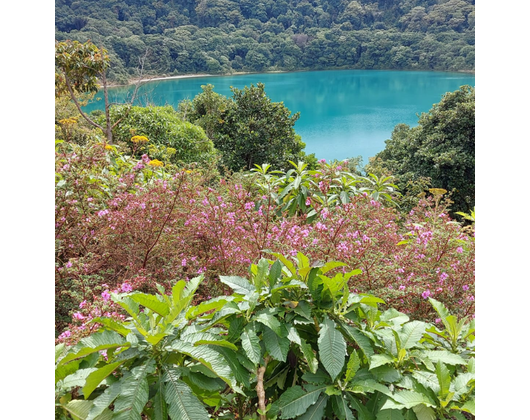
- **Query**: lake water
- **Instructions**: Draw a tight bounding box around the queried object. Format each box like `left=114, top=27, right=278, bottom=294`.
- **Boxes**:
left=83, top=70, right=475, bottom=164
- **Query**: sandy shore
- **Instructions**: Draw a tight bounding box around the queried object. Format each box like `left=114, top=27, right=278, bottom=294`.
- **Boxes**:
left=109, top=70, right=293, bottom=87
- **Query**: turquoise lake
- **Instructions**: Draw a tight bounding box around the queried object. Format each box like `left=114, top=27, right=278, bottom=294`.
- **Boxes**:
left=84, top=70, right=475, bottom=164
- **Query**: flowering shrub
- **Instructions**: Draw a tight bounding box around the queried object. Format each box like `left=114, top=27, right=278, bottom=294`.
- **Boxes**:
left=56, top=143, right=474, bottom=341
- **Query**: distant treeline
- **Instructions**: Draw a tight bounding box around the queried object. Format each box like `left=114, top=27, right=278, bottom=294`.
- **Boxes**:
left=55, top=0, right=475, bottom=83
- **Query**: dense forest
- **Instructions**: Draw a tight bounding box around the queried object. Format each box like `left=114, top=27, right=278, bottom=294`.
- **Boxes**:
left=55, top=0, right=475, bottom=83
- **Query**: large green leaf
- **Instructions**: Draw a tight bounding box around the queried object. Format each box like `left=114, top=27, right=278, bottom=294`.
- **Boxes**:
left=241, top=324, right=262, bottom=365
left=318, top=318, right=347, bottom=381
left=112, top=362, right=153, bottom=420
left=331, top=394, right=356, bottom=420
left=253, top=308, right=283, bottom=336
left=385, top=390, right=436, bottom=409
left=219, top=275, right=256, bottom=296
left=412, top=404, right=437, bottom=420
left=57, top=368, right=97, bottom=392
left=169, top=340, right=238, bottom=390
left=264, top=325, right=290, bottom=362
left=399, top=321, right=426, bottom=349
left=86, top=382, right=121, bottom=420
left=272, top=384, right=327, bottom=419
left=62, top=400, right=113, bottom=420
left=419, top=350, right=466, bottom=366
left=83, top=360, right=125, bottom=398
left=129, top=293, right=170, bottom=316
left=344, top=350, right=361, bottom=383
left=59, top=331, right=128, bottom=366
left=299, top=337, right=319, bottom=374
left=376, top=409, right=405, bottom=420
left=339, top=323, right=375, bottom=358
left=435, top=361, right=451, bottom=398
left=163, top=368, right=209, bottom=420
left=297, top=394, right=329, bottom=420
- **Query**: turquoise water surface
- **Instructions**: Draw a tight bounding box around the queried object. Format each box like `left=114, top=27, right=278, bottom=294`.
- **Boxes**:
left=83, top=70, right=475, bottom=164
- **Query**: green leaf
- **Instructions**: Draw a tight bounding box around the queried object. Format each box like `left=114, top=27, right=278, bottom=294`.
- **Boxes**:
left=112, top=362, right=153, bottom=420
left=339, top=323, right=375, bottom=358
left=331, top=394, right=356, bottom=420
left=387, top=390, right=436, bottom=409
left=297, top=394, right=329, bottom=420
left=299, top=338, right=319, bottom=373
left=376, top=409, right=405, bottom=420
left=272, top=384, right=326, bottom=419
left=153, top=388, right=168, bottom=420
left=253, top=309, right=283, bottom=336
left=369, top=354, right=394, bottom=370
left=86, top=382, right=121, bottom=420
left=264, top=326, right=290, bottom=362
left=412, top=404, right=436, bottom=420
left=163, top=368, right=209, bottom=420
left=169, top=340, right=238, bottom=390
left=89, top=317, right=131, bottom=337
left=220, top=275, right=256, bottom=296
left=318, top=318, right=347, bottom=381
left=129, top=293, right=169, bottom=316
left=62, top=400, right=95, bottom=420
left=59, top=331, right=127, bottom=366
left=56, top=343, right=67, bottom=363
left=344, top=350, right=361, bottom=383
left=58, top=368, right=98, bottom=392
left=399, top=321, right=426, bottom=349
left=83, top=360, right=125, bottom=398
left=419, top=350, right=466, bottom=366
left=241, top=324, right=262, bottom=365
left=456, top=398, right=475, bottom=415
left=435, top=361, right=451, bottom=398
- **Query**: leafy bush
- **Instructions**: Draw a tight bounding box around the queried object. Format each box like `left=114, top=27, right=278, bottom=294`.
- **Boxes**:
left=56, top=254, right=474, bottom=419
left=56, top=141, right=473, bottom=341
left=107, top=105, right=218, bottom=165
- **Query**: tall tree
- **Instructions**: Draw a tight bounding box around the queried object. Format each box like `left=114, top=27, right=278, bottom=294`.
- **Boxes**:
left=55, top=40, right=146, bottom=144
left=184, top=83, right=307, bottom=171
left=369, top=85, right=475, bottom=212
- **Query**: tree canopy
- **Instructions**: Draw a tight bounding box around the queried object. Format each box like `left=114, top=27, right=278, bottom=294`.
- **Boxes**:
left=369, top=85, right=475, bottom=212
left=55, top=0, right=475, bottom=82
left=182, top=83, right=311, bottom=172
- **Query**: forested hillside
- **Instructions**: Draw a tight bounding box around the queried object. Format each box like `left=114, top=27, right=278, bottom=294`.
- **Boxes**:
left=55, top=0, right=475, bottom=83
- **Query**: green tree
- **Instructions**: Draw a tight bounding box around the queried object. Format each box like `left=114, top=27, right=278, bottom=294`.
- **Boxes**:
left=369, top=85, right=475, bottom=212
left=185, top=83, right=308, bottom=172
left=55, top=40, right=146, bottom=144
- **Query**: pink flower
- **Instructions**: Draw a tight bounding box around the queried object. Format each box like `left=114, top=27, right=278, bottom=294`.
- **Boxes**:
left=121, top=283, right=133, bottom=292
left=102, top=290, right=110, bottom=301
left=462, top=284, right=469, bottom=291
left=181, top=258, right=187, bottom=267
left=456, top=247, right=464, bottom=253
left=244, top=202, right=254, bottom=210
left=421, top=290, right=431, bottom=299
left=79, top=300, right=87, bottom=308
left=72, top=312, right=85, bottom=320
left=58, top=330, right=71, bottom=340
left=66, top=261, right=72, bottom=268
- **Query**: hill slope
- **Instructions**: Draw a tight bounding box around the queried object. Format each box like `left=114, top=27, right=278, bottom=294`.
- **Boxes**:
left=55, top=0, right=475, bottom=82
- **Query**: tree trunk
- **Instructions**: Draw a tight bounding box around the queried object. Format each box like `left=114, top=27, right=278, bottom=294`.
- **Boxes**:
left=256, top=356, right=270, bottom=420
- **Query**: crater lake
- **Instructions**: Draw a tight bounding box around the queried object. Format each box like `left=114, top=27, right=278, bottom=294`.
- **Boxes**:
left=83, top=69, right=475, bottom=164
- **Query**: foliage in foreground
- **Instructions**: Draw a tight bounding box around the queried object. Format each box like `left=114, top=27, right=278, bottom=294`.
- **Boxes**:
left=55, top=139, right=474, bottom=339
left=56, top=254, right=475, bottom=420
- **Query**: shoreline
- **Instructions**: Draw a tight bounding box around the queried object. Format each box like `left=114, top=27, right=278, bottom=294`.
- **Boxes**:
left=107, top=68, right=475, bottom=88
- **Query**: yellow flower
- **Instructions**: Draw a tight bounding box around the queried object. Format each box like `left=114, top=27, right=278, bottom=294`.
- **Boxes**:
left=131, top=135, right=149, bottom=143
left=148, top=159, right=164, bottom=167
left=58, top=117, right=78, bottom=125
left=104, top=144, right=114, bottom=150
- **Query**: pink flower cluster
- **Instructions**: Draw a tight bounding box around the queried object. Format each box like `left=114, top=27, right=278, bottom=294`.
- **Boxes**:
left=56, top=157, right=475, bottom=341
